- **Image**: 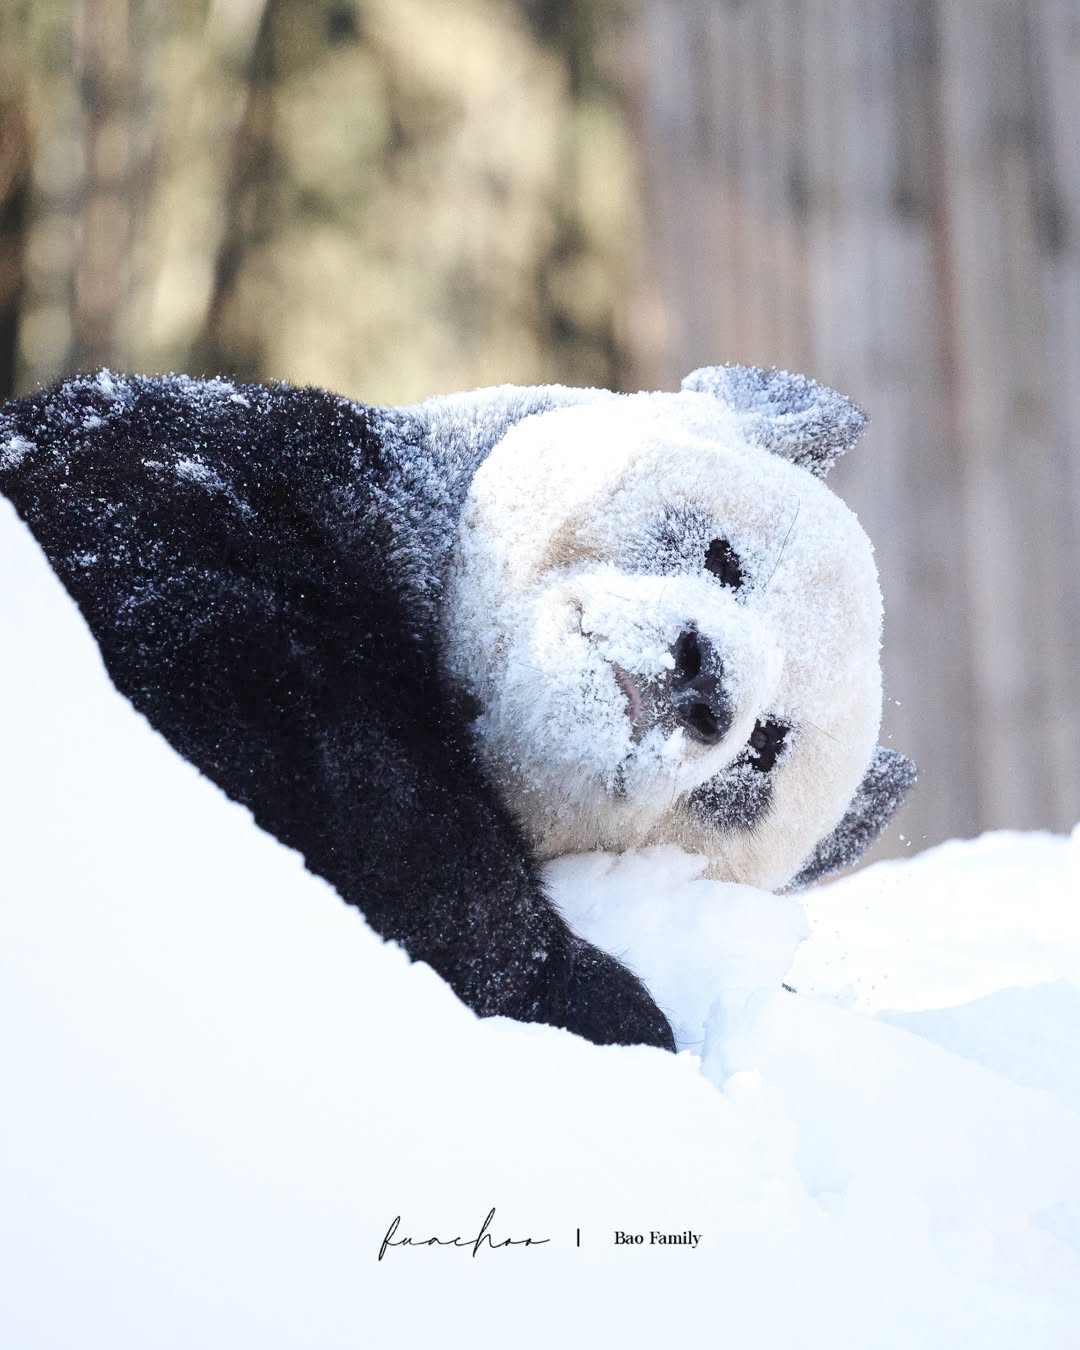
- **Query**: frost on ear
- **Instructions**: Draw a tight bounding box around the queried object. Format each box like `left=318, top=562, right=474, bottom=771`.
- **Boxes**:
left=788, top=747, right=918, bottom=889
left=682, top=364, right=868, bottom=478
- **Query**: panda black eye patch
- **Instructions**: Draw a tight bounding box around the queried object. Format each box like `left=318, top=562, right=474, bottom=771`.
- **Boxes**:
left=747, top=718, right=788, bottom=772
left=704, top=537, right=743, bottom=589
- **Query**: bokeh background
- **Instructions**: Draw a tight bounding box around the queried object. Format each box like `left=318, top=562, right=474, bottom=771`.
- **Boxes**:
left=2, top=0, right=1078, bottom=858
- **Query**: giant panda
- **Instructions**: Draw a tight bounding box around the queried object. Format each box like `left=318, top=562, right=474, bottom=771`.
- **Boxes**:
left=0, top=365, right=914, bottom=1053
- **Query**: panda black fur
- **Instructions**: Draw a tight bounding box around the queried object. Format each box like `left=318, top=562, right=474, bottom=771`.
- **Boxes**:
left=0, top=367, right=915, bottom=1052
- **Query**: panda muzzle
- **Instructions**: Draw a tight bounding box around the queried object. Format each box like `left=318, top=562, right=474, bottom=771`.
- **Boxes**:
left=670, top=629, right=733, bottom=746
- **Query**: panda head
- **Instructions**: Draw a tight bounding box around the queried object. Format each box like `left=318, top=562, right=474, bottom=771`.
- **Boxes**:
left=440, top=365, right=915, bottom=891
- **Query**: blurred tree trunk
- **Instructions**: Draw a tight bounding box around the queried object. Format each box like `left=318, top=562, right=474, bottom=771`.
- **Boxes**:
left=71, top=0, right=133, bottom=371
left=0, top=82, right=31, bottom=400
left=0, top=2, right=32, bottom=400
left=522, top=0, right=633, bottom=388
left=189, top=0, right=278, bottom=380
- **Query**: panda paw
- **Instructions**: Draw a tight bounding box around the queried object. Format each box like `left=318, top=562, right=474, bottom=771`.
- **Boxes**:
left=535, top=939, right=676, bottom=1053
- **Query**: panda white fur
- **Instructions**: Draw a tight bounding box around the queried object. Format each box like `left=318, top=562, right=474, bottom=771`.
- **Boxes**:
left=444, top=371, right=895, bottom=892
left=0, top=365, right=913, bottom=1051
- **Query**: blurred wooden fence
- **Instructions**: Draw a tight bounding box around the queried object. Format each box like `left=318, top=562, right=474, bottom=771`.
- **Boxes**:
left=631, top=0, right=1080, bottom=853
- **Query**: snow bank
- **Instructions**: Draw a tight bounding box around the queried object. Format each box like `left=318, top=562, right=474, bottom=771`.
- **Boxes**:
left=2, top=501, right=1079, bottom=1348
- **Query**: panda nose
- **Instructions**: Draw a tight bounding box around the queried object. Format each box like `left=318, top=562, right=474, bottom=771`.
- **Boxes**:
left=670, top=629, right=733, bottom=745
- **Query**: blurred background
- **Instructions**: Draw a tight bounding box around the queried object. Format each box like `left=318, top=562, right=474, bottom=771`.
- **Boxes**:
left=1, top=0, right=1078, bottom=858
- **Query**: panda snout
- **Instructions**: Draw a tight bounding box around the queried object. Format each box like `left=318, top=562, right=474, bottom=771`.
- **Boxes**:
left=670, top=629, right=733, bottom=746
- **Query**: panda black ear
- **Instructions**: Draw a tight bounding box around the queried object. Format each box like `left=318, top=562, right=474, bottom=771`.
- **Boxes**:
left=788, top=747, right=917, bottom=889
left=682, top=364, right=867, bottom=478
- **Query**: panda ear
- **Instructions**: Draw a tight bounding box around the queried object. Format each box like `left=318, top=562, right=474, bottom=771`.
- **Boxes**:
left=682, top=364, right=867, bottom=478
left=788, top=747, right=917, bottom=889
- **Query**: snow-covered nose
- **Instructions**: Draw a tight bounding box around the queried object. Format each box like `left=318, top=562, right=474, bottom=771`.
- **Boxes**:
left=670, top=629, right=733, bottom=745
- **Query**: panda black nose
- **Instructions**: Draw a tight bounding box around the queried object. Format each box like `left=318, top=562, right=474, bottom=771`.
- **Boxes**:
left=670, top=629, right=733, bottom=746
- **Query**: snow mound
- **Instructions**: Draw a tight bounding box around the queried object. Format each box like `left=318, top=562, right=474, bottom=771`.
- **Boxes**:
left=2, top=501, right=1079, bottom=1348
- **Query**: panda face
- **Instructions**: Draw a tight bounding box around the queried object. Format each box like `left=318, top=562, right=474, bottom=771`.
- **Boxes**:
left=441, top=392, right=883, bottom=891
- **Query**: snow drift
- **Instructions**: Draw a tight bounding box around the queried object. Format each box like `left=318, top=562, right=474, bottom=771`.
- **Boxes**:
left=2, top=501, right=1079, bottom=1348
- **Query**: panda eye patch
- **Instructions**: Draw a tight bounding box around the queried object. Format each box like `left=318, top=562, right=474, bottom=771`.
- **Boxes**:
left=704, top=538, right=743, bottom=589
left=748, top=718, right=788, bottom=772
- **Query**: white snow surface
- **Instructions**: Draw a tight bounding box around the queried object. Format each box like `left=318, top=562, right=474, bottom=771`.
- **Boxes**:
left=2, top=499, right=1080, bottom=1348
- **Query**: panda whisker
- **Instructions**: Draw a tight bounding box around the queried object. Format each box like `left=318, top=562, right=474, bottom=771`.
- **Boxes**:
left=803, top=718, right=839, bottom=743
left=766, top=498, right=801, bottom=588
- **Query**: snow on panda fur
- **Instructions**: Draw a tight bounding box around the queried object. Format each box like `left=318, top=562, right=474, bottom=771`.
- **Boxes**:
left=0, top=366, right=913, bottom=1052
left=444, top=376, right=905, bottom=892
